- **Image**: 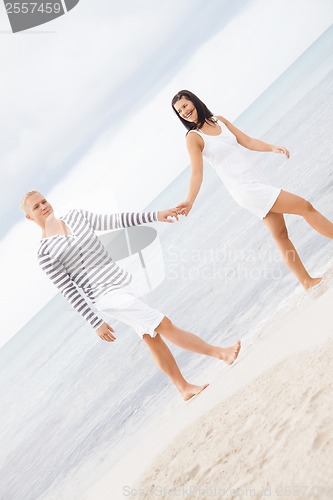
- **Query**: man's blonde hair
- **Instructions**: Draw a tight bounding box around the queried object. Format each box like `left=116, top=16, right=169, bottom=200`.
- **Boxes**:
left=20, top=190, right=43, bottom=213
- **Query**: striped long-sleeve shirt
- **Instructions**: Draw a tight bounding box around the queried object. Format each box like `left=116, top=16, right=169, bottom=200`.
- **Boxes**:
left=38, top=208, right=158, bottom=329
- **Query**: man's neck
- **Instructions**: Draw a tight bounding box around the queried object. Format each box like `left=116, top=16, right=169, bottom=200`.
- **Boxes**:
left=42, top=215, right=71, bottom=239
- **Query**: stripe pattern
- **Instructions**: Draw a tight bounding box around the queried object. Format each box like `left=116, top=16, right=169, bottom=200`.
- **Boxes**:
left=38, top=209, right=158, bottom=329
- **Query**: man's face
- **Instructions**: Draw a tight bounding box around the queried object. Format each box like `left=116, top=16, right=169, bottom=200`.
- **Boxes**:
left=25, top=193, right=54, bottom=226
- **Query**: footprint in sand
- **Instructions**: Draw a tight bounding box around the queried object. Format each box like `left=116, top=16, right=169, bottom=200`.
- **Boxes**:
left=205, top=428, right=213, bottom=439
left=312, top=429, right=333, bottom=451
left=308, top=388, right=326, bottom=404
left=273, top=420, right=290, bottom=441
left=187, top=464, right=200, bottom=479
left=199, top=457, right=225, bottom=479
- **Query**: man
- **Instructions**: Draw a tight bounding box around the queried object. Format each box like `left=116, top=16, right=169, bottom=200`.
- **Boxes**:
left=22, top=190, right=241, bottom=400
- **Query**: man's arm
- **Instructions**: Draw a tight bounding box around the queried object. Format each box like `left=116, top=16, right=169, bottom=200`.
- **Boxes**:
left=81, top=209, right=159, bottom=231
left=38, top=252, right=104, bottom=329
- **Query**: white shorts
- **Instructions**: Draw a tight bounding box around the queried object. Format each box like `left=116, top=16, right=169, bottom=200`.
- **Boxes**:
left=94, top=284, right=165, bottom=339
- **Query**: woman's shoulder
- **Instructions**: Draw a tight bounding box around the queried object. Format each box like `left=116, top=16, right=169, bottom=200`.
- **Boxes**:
left=186, top=128, right=204, bottom=151
left=187, top=128, right=203, bottom=137
left=186, top=128, right=204, bottom=142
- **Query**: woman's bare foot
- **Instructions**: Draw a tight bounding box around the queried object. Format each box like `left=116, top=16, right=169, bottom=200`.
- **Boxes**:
left=218, top=340, right=241, bottom=365
left=181, top=383, right=209, bottom=401
left=303, top=277, right=322, bottom=290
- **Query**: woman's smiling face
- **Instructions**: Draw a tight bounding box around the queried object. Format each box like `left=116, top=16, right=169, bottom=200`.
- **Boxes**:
left=174, top=97, right=198, bottom=123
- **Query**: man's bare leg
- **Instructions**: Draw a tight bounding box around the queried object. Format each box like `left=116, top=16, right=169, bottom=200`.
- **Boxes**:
left=155, top=317, right=241, bottom=364
left=143, top=333, right=208, bottom=401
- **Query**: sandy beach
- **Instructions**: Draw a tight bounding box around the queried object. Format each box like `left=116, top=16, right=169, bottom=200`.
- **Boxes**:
left=86, top=279, right=333, bottom=499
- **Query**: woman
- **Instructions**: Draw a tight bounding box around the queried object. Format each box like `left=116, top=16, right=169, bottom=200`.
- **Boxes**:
left=172, top=90, right=333, bottom=289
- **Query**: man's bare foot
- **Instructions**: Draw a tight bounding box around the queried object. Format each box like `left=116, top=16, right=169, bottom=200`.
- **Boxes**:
left=218, top=340, right=241, bottom=365
left=181, top=383, right=209, bottom=401
left=303, top=277, right=322, bottom=290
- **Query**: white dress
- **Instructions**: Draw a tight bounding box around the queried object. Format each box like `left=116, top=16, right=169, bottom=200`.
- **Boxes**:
left=189, top=118, right=281, bottom=219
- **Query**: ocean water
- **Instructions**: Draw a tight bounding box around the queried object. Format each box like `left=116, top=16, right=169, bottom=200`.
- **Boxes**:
left=1, top=26, right=333, bottom=500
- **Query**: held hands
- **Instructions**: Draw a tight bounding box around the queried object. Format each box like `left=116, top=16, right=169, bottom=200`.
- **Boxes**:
left=175, top=200, right=193, bottom=217
left=157, top=208, right=179, bottom=223
left=157, top=203, right=193, bottom=222
left=96, top=322, right=116, bottom=342
left=272, top=145, right=290, bottom=158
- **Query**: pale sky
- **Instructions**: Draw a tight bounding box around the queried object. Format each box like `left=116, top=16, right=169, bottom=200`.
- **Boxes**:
left=0, top=0, right=332, bottom=349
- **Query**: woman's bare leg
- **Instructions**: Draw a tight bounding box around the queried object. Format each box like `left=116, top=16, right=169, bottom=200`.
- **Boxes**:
left=263, top=211, right=321, bottom=289
left=270, top=190, right=333, bottom=238
left=143, top=333, right=208, bottom=401
left=155, top=317, right=241, bottom=363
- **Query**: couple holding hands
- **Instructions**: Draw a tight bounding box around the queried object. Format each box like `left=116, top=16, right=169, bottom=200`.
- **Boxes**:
left=22, top=90, right=333, bottom=400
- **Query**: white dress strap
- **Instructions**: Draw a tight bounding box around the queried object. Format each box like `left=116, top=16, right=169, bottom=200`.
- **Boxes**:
left=188, top=129, right=204, bottom=137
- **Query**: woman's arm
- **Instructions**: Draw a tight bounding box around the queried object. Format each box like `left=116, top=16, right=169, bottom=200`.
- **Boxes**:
left=176, top=132, right=204, bottom=215
left=217, top=115, right=290, bottom=158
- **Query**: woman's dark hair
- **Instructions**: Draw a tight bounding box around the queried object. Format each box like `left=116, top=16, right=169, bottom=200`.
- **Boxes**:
left=171, top=90, right=215, bottom=132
